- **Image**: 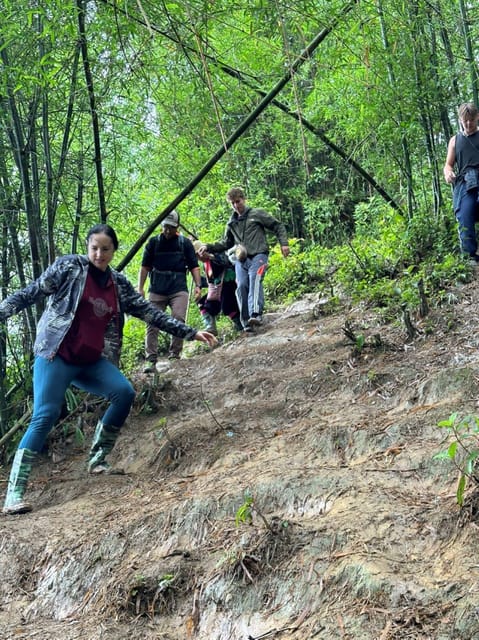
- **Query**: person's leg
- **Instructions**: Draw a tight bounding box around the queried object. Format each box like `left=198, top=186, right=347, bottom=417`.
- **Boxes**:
left=145, top=294, right=168, bottom=364
left=221, top=281, right=242, bottom=330
left=197, top=293, right=207, bottom=314
left=248, top=253, right=268, bottom=321
left=197, top=293, right=211, bottom=331
left=72, top=358, right=135, bottom=472
left=73, top=358, right=135, bottom=428
left=456, top=189, right=479, bottom=257
left=4, top=356, right=79, bottom=514
left=201, top=311, right=217, bottom=334
left=231, top=313, right=244, bottom=331
left=235, top=260, right=250, bottom=328
left=220, top=280, right=238, bottom=317
left=168, top=290, right=189, bottom=357
left=201, top=298, right=220, bottom=335
left=2, top=449, right=37, bottom=514
left=20, top=356, right=79, bottom=452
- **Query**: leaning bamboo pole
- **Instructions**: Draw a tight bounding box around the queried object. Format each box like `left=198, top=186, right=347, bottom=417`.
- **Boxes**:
left=115, top=0, right=358, bottom=271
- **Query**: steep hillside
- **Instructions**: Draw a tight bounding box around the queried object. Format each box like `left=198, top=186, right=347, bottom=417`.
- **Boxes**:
left=2, top=282, right=479, bottom=640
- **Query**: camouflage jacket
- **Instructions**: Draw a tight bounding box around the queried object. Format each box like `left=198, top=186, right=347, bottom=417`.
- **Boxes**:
left=0, top=254, right=197, bottom=363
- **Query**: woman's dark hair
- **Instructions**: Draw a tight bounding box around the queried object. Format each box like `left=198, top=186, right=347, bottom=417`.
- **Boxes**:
left=86, top=224, right=119, bottom=250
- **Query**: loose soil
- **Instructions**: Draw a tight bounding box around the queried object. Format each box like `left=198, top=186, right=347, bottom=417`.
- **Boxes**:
left=2, top=278, right=479, bottom=640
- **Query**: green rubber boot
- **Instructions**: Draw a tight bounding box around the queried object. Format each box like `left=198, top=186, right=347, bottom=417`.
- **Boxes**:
left=3, top=448, right=36, bottom=515
left=88, top=421, right=123, bottom=474
left=202, top=312, right=218, bottom=336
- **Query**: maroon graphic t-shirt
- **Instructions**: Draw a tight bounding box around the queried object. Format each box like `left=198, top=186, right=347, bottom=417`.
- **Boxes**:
left=58, top=269, right=117, bottom=364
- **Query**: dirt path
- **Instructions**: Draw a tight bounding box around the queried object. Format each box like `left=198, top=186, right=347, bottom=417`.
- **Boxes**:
left=2, top=283, right=479, bottom=640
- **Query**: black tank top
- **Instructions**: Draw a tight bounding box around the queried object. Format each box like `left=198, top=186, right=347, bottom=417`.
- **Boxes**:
left=455, top=131, right=479, bottom=178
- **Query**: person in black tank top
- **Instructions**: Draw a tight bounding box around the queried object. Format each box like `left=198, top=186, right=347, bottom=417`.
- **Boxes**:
left=444, top=102, right=479, bottom=261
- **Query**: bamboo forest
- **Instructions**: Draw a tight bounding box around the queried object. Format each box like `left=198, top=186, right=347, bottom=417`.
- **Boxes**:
left=4, top=2, right=479, bottom=639
left=1, top=0, right=478, bottom=439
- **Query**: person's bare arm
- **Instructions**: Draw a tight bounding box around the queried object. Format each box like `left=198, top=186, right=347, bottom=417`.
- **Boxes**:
left=189, top=265, right=203, bottom=299
left=138, top=266, right=150, bottom=297
left=190, top=266, right=202, bottom=289
left=444, top=135, right=457, bottom=184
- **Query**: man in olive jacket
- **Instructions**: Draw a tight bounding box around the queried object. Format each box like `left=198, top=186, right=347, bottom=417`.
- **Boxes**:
left=200, top=187, right=289, bottom=332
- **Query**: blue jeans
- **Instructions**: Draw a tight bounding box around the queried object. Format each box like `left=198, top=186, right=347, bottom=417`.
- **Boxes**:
left=235, top=253, right=268, bottom=326
left=19, top=355, right=136, bottom=452
left=456, top=188, right=479, bottom=257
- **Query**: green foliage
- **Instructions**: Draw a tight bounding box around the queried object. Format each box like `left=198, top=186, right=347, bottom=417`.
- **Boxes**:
left=337, top=200, right=464, bottom=313
left=120, top=315, right=173, bottom=375
left=235, top=491, right=254, bottom=527
left=302, top=194, right=354, bottom=247
left=157, top=574, right=175, bottom=590
left=61, top=418, right=85, bottom=446
left=234, top=489, right=273, bottom=531
left=73, top=424, right=86, bottom=446
left=435, top=413, right=479, bottom=506
left=355, top=333, right=365, bottom=353
left=64, top=388, right=80, bottom=413
left=2, top=0, right=479, bottom=435
left=119, top=318, right=146, bottom=376
left=130, top=573, right=174, bottom=597
left=265, top=239, right=315, bottom=303
left=262, top=198, right=464, bottom=322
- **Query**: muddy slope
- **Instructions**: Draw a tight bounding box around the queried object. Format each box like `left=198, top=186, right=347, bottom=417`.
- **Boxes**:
left=2, top=285, right=479, bottom=640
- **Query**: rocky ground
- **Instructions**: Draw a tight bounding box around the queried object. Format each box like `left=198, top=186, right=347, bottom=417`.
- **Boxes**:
left=2, top=279, right=479, bottom=640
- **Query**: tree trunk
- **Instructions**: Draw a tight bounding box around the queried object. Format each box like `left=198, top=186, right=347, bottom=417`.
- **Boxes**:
left=0, top=45, right=44, bottom=300
left=77, top=0, right=107, bottom=223
left=458, top=0, right=479, bottom=105
left=376, top=0, right=414, bottom=217
left=50, top=44, right=81, bottom=251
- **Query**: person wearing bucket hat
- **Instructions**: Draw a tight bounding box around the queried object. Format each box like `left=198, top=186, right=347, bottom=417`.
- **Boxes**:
left=198, top=187, right=290, bottom=332
left=138, top=210, right=203, bottom=370
left=192, top=240, right=243, bottom=334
